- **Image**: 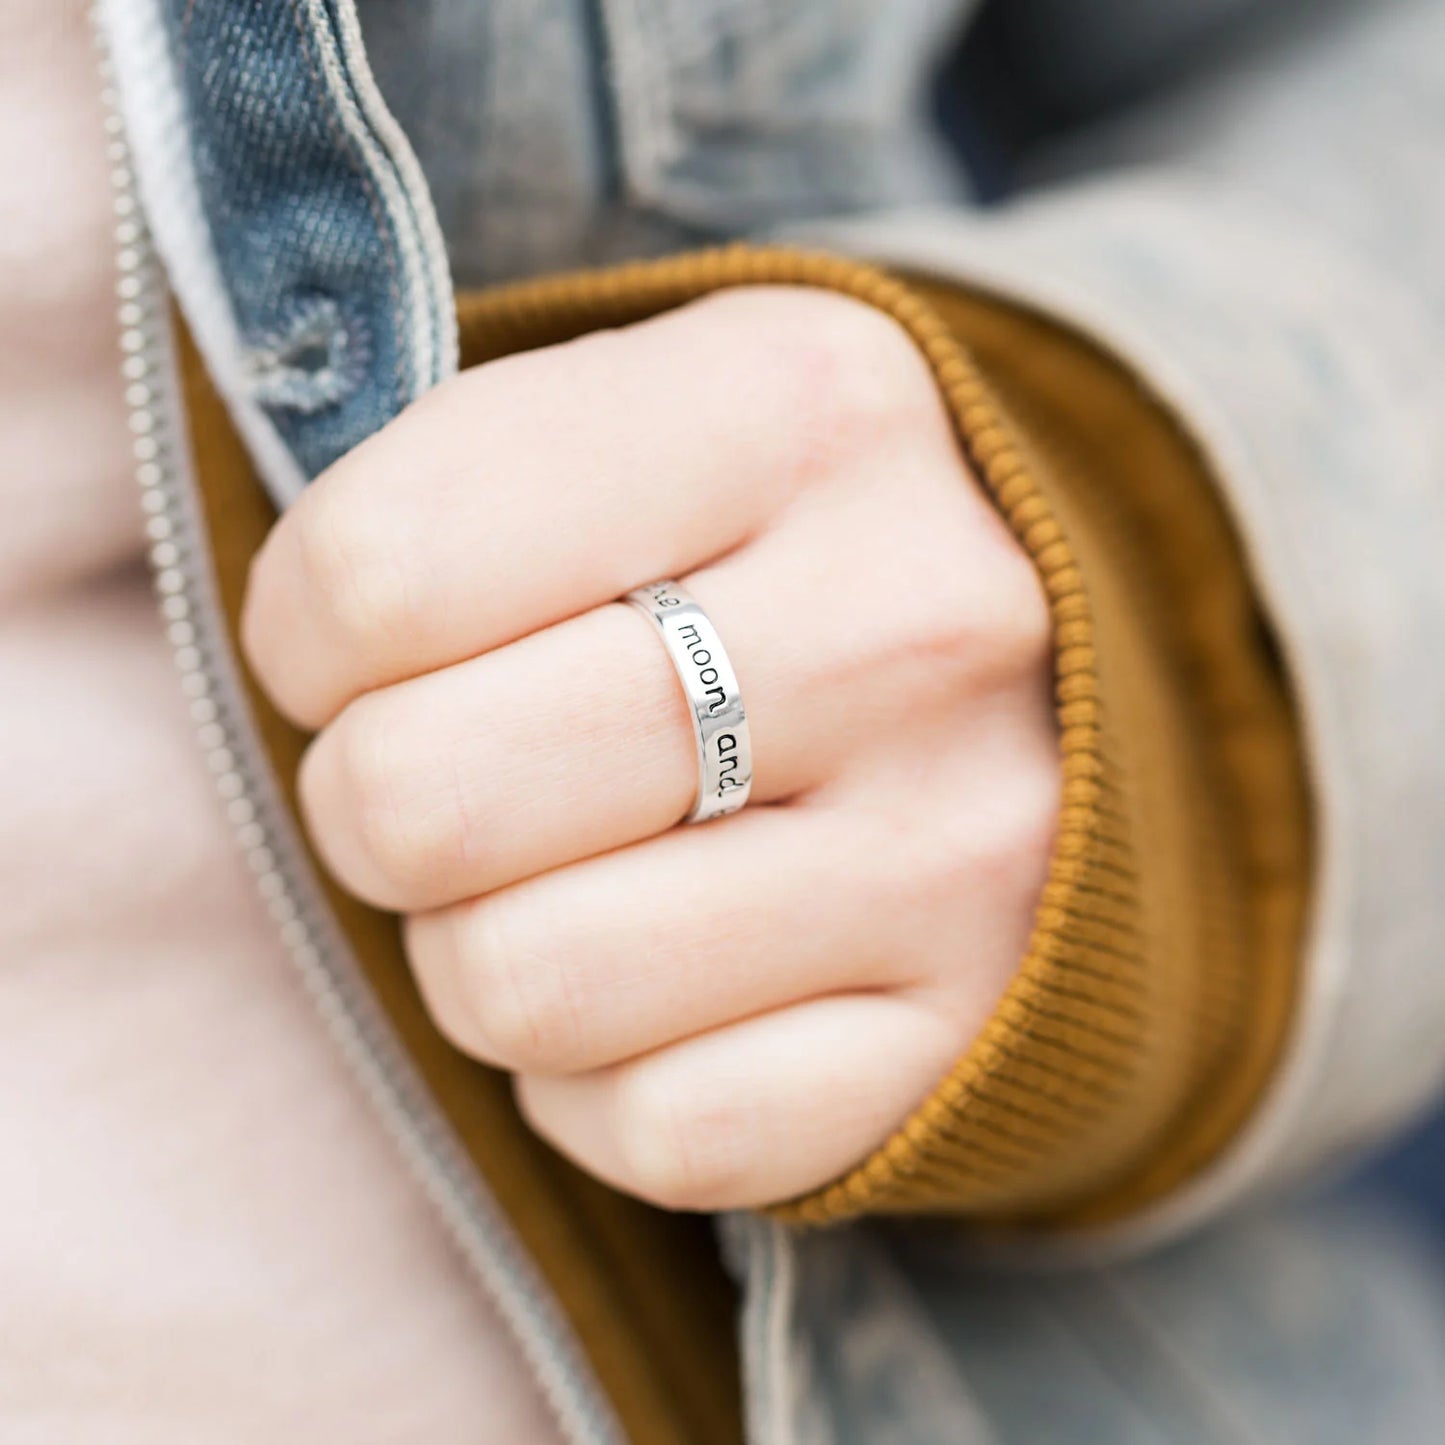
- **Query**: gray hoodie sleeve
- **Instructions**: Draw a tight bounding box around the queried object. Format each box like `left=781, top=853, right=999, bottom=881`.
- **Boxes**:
left=800, top=0, right=1445, bottom=1244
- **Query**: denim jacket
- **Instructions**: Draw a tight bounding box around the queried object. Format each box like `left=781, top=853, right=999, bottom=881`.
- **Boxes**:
left=95, top=2, right=1445, bottom=1440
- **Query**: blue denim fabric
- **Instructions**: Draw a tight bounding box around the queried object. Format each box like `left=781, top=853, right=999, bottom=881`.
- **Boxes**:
left=135, top=0, right=976, bottom=486
left=154, top=0, right=453, bottom=480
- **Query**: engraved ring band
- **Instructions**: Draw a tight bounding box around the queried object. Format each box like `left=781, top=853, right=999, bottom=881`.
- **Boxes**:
left=624, top=580, right=754, bottom=825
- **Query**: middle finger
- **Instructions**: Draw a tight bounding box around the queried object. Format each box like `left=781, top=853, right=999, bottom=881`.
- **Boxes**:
left=241, top=288, right=901, bottom=729
left=297, top=551, right=841, bottom=912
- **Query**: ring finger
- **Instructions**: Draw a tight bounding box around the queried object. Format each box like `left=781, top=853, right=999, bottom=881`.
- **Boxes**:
left=403, top=805, right=926, bottom=1075
left=298, top=522, right=862, bottom=912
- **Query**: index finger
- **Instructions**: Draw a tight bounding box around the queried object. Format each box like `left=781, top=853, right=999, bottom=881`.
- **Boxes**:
left=240, top=287, right=923, bottom=729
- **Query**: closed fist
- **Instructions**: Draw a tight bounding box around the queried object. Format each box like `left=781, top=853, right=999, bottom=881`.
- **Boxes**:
left=242, top=286, right=1057, bottom=1212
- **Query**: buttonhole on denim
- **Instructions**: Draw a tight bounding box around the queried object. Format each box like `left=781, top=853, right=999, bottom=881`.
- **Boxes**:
left=244, top=297, right=367, bottom=415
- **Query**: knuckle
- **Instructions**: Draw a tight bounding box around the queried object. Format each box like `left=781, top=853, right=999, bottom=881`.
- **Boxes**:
left=238, top=550, right=282, bottom=687
left=812, top=293, right=936, bottom=423
left=405, top=914, right=479, bottom=1056
left=892, top=599, right=995, bottom=691
left=984, top=537, right=1054, bottom=677
left=739, top=288, right=941, bottom=484
left=981, top=762, right=1059, bottom=903
left=919, top=751, right=1059, bottom=915
left=293, top=480, right=417, bottom=654
left=459, top=903, right=583, bottom=1071
left=614, top=1065, right=750, bottom=1212
left=325, top=697, right=449, bottom=900
left=890, top=537, right=1052, bottom=698
left=1014, top=750, right=1064, bottom=880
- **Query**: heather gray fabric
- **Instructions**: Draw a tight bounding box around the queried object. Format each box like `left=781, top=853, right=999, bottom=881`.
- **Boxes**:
left=798, top=0, right=1445, bottom=1243
left=733, top=1190, right=1445, bottom=1445
left=355, top=0, right=975, bottom=284
left=762, top=7, right=1445, bottom=1429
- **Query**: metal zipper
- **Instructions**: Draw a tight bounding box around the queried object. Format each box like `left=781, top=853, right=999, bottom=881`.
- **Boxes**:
left=93, top=24, right=624, bottom=1445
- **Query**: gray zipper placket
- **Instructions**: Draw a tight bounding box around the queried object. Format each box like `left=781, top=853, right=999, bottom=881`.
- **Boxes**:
left=90, top=17, right=626, bottom=1445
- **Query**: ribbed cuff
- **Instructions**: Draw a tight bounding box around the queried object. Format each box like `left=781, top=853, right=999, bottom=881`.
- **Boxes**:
left=454, top=245, right=1312, bottom=1229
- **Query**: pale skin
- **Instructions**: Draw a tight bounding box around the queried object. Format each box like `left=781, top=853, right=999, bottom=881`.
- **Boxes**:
left=242, top=285, right=1059, bottom=1213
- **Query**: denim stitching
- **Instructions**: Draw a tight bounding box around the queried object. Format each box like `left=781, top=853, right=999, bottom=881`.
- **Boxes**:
left=284, top=0, right=408, bottom=413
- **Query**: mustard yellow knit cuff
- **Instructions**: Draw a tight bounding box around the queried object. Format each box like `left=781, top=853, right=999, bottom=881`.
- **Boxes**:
left=777, top=272, right=1312, bottom=1229
left=426, top=244, right=1311, bottom=1230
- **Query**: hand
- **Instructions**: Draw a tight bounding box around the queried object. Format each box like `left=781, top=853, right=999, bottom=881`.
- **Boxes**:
left=242, top=286, right=1058, bottom=1212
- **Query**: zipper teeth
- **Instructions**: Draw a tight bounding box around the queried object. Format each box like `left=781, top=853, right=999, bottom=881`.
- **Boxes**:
left=93, top=27, right=621, bottom=1445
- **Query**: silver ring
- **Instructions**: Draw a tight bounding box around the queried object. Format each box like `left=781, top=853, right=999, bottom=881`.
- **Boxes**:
left=625, top=580, right=753, bottom=824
